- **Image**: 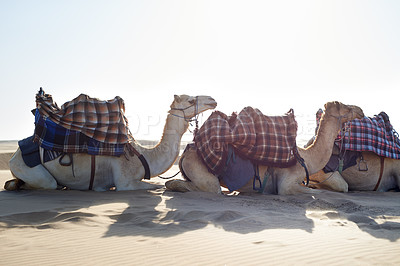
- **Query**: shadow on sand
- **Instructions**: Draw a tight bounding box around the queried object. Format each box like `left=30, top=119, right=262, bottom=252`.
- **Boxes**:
left=0, top=189, right=399, bottom=241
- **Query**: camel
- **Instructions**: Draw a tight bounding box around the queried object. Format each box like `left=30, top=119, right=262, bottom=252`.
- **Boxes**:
left=306, top=136, right=400, bottom=192
left=165, top=101, right=364, bottom=195
left=5, top=95, right=217, bottom=191
left=308, top=154, right=400, bottom=192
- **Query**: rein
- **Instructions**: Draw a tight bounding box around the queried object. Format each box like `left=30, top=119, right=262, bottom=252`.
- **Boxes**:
left=170, top=96, right=199, bottom=124
left=308, top=123, right=348, bottom=186
left=158, top=171, right=181, bottom=179
left=310, top=110, right=385, bottom=191
left=293, top=147, right=310, bottom=186
left=305, top=112, right=352, bottom=187
left=157, top=97, right=200, bottom=180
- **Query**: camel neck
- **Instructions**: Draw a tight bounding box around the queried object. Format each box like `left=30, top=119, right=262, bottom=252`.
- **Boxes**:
left=300, top=113, right=341, bottom=174
left=139, top=113, right=189, bottom=177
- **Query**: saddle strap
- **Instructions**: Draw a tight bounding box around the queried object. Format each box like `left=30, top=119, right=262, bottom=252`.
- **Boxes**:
left=127, top=144, right=151, bottom=180
left=138, top=154, right=151, bottom=180
left=294, top=148, right=310, bottom=186
left=373, top=156, right=385, bottom=191
left=89, top=155, right=96, bottom=190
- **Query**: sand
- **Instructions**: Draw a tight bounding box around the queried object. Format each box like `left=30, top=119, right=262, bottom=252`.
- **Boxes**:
left=0, top=141, right=399, bottom=265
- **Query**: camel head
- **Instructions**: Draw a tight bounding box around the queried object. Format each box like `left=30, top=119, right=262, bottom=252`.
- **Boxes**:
left=169, top=95, right=217, bottom=120
left=323, top=101, right=364, bottom=123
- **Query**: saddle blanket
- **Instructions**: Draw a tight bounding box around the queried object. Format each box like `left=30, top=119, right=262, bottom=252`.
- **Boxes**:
left=33, top=89, right=131, bottom=156
left=35, top=90, right=131, bottom=144
left=34, top=109, right=126, bottom=156
left=19, top=135, right=41, bottom=168
left=194, top=107, right=298, bottom=174
left=338, top=112, right=400, bottom=159
left=19, top=135, right=63, bottom=168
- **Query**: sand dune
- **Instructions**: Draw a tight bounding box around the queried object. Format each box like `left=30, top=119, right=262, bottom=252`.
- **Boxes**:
left=1, top=141, right=399, bottom=265
left=0, top=141, right=16, bottom=170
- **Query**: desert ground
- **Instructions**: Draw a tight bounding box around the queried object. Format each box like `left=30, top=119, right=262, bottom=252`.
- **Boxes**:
left=0, top=141, right=399, bottom=265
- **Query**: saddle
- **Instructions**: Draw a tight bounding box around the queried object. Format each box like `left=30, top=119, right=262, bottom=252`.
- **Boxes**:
left=19, top=89, right=150, bottom=189
left=338, top=112, right=400, bottom=159
left=193, top=107, right=300, bottom=192
left=319, top=112, right=399, bottom=191
left=34, top=88, right=131, bottom=155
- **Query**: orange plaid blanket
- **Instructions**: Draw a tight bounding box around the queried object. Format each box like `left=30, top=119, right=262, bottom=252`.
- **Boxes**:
left=35, top=89, right=131, bottom=144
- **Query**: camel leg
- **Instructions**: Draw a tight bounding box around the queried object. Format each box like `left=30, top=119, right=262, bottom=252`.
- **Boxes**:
left=112, top=163, right=158, bottom=191
left=115, top=180, right=158, bottom=191
left=278, top=179, right=318, bottom=195
left=308, top=170, right=349, bottom=192
left=165, top=179, right=202, bottom=192
left=4, top=177, right=24, bottom=191
left=165, top=149, right=221, bottom=194
left=393, top=172, right=400, bottom=191
left=275, top=167, right=319, bottom=195
left=7, top=148, right=58, bottom=190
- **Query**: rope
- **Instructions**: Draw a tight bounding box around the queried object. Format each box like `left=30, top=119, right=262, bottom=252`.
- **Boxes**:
left=294, top=147, right=310, bottom=186
left=309, top=115, right=353, bottom=186
left=158, top=171, right=181, bottom=179
left=170, top=96, right=199, bottom=123
left=159, top=97, right=200, bottom=180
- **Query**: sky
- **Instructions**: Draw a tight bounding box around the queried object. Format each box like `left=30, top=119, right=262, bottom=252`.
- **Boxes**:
left=1, top=0, right=400, bottom=144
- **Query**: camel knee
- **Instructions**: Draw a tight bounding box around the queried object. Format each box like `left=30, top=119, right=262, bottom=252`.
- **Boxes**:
left=278, top=183, right=314, bottom=195
left=165, top=179, right=221, bottom=194
left=309, top=171, right=349, bottom=192
left=23, top=165, right=58, bottom=190
left=323, top=172, right=349, bottom=192
left=179, top=149, right=221, bottom=193
left=165, top=180, right=199, bottom=193
left=277, top=174, right=319, bottom=195
left=9, top=151, right=57, bottom=190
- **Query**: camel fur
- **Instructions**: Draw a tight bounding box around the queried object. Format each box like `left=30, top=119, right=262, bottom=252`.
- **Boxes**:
left=5, top=95, right=217, bottom=191
left=308, top=153, right=400, bottom=192
left=165, top=101, right=364, bottom=195
left=305, top=110, right=400, bottom=193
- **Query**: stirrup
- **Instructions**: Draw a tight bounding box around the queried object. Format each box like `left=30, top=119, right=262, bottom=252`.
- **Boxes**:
left=358, top=155, right=368, bottom=171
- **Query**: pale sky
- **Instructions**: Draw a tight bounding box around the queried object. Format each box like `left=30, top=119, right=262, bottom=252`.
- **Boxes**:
left=1, top=0, right=400, bottom=143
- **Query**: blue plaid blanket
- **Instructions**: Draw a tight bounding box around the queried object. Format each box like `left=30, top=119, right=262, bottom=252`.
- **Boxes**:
left=339, top=112, right=400, bottom=159
left=34, top=109, right=126, bottom=156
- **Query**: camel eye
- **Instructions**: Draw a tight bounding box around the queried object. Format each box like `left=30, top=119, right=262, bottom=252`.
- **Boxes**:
left=188, top=99, right=196, bottom=104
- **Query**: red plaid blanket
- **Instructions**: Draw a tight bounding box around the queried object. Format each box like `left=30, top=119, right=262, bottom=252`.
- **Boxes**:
left=338, top=112, right=400, bottom=159
left=194, top=107, right=298, bottom=174
left=35, top=90, right=131, bottom=144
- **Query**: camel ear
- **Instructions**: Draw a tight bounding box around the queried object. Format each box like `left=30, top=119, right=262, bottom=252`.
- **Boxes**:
left=174, top=95, right=181, bottom=103
left=324, top=101, right=335, bottom=111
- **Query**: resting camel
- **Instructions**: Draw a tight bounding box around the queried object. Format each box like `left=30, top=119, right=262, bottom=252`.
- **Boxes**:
left=5, top=95, right=217, bottom=191
left=306, top=136, right=400, bottom=192
left=165, top=101, right=364, bottom=195
left=308, top=155, right=400, bottom=192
